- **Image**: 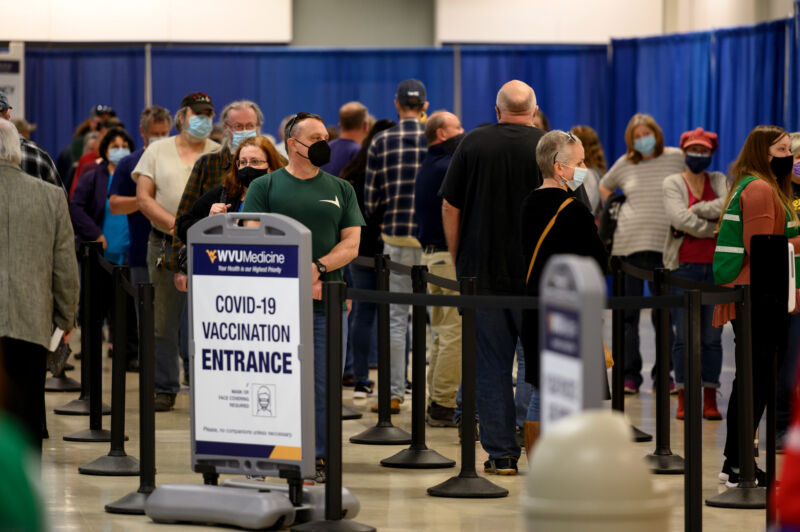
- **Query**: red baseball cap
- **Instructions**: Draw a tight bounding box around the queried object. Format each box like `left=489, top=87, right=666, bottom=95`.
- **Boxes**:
left=680, top=127, right=718, bottom=152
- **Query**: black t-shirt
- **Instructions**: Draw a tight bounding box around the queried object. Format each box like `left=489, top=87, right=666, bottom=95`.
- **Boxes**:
left=440, top=123, right=545, bottom=294
left=519, top=187, right=609, bottom=385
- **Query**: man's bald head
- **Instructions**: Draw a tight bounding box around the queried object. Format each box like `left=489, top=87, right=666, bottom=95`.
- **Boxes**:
left=495, top=80, right=538, bottom=125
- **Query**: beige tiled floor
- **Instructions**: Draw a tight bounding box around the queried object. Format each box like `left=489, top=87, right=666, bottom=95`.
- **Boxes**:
left=42, top=312, right=776, bottom=531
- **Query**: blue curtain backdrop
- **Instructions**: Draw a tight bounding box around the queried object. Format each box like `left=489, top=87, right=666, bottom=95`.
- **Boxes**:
left=25, top=47, right=145, bottom=159
left=22, top=14, right=799, bottom=175
left=151, top=46, right=454, bottom=138
left=459, top=45, right=609, bottom=154
left=608, top=33, right=713, bottom=166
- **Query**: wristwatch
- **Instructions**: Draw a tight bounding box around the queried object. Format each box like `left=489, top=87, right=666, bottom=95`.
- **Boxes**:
left=314, top=259, right=327, bottom=275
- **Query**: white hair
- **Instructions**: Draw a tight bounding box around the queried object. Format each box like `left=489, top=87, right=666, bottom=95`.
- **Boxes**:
left=0, top=118, right=21, bottom=165
left=536, top=130, right=583, bottom=179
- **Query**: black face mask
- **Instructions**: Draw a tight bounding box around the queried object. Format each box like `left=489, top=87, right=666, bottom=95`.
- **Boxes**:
left=441, top=133, right=464, bottom=154
left=685, top=153, right=712, bottom=174
left=295, top=139, right=331, bottom=167
left=770, top=155, right=794, bottom=179
left=237, top=166, right=267, bottom=188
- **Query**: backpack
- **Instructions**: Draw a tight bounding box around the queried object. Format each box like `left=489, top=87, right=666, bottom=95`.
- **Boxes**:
left=598, top=192, right=626, bottom=253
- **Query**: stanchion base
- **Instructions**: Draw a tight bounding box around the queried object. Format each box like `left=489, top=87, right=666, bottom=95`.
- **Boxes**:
left=53, top=398, right=111, bottom=416
left=380, top=447, right=456, bottom=469
left=632, top=425, right=653, bottom=443
left=105, top=490, right=150, bottom=515
left=79, top=453, right=140, bottom=476
left=349, top=423, right=411, bottom=445
left=291, top=520, right=376, bottom=532
left=646, top=452, right=685, bottom=474
left=45, top=374, right=81, bottom=392
left=342, top=405, right=362, bottom=420
left=705, top=485, right=766, bottom=509
left=63, top=429, right=128, bottom=442
left=427, top=473, right=509, bottom=498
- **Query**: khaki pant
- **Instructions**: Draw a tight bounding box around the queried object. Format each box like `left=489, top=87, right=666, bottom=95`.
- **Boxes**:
left=422, top=251, right=462, bottom=408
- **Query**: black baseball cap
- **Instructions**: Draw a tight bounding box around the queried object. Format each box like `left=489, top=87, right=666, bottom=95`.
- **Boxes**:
left=395, top=79, right=427, bottom=106
left=181, top=92, right=214, bottom=113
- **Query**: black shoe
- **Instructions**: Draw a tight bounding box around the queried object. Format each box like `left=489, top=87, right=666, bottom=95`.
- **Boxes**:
left=182, top=372, right=190, bottom=387
left=154, top=393, right=176, bottom=412
left=64, top=362, right=75, bottom=371
left=353, top=381, right=373, bottom=399
left=484, top=456, right=518, bottom=475
left=720, top=460, right=766, bottom=487
left=342, top=374, right=356, bottom=387
left=126, top=359, right=139, bottom=373
left=426, top=402, right=457, bottom=427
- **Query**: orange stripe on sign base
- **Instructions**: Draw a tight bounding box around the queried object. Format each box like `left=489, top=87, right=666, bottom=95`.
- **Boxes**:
left=269, top=446, right=302, bottom=460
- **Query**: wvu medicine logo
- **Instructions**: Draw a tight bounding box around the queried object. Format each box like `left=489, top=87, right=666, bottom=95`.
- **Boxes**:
left=206, top=249, right=218, bottom=264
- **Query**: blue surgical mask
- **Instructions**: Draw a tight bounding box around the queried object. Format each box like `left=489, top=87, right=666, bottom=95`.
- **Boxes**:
left=566, top=166, right=588, bottom=191
left=187, top=114, right=212, bottom=139
left=633, top=134, right=656, bottom=156
left=108, top=147, right=130, bottom=165
left=232, top=129, right=258, bottom=149
left=148, top=136, right=168, bottom=145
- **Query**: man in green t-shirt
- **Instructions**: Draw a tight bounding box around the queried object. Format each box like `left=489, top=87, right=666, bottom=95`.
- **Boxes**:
left=242, top=112, right=364, bottom=482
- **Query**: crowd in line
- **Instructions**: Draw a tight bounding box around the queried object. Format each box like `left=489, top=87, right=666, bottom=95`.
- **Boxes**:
left=1, top=76, right=800, bottom=526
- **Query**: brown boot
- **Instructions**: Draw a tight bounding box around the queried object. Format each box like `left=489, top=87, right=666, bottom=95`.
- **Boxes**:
left=524, top=421, right=540, bottom=458
left=703, top=387, right=722, bottom=420
left=676, top=389, right=684, bottom=420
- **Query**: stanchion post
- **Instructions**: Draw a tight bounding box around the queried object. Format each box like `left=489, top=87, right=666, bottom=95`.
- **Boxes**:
left=646, top=268, right=683, bottom=474
left=292, top=281, right=376, bottom=532
left=427, top=277, right=508, bottom=498
left=706, top=284, right=765, bottom=509
left=64, top=242, right=113, bottom=441
left=610, top=257, right=624, bottom=412
left=349, top=254, right=411, bottom=445
left=684, top=289, right=702, bottom=532
left=79, top=266, right=138, bottom=475
left=380, top=265, right=455, bottom=468
left=106, top=282, right=156, bottom=514
left=767, top=328, right=777, bottom=527
left=54, top=242, right=110, bottom=415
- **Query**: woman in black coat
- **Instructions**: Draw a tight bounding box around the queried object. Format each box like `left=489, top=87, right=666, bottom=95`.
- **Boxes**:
left=520, top=130, right=608, bottom=453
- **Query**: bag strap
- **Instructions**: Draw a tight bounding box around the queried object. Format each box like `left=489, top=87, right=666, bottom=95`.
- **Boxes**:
left=526, top=197, right=574, bottom=283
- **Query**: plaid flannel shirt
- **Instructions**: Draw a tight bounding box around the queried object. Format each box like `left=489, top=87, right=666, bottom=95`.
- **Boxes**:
left=364, top=118, right=427, bottom=238
left=167, top=146, right=232, bottom=271
left=20, top=137, right=64, bottom=193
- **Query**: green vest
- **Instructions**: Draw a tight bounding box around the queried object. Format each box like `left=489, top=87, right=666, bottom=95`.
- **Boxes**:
left=713, top=175, right=800, bottom=286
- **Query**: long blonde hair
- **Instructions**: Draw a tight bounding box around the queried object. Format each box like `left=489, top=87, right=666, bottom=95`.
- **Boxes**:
left=718, top=125, right=798, bottom=229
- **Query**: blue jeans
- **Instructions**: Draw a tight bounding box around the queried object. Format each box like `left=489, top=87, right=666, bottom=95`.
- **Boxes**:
left=669, top=262, right=722, bottom=388
left=147, top=232, right=185, bottom=394
left=623, top=251, right=670, bottom=388
left=475, top=307, right=522, bottom=460
left=385, top=243, right=421, bottom=400
left=514, top=344, right=532, bottom=428
left=313, top=309, right=348, bottom=459
left=345, top=264, right=377, bottom=382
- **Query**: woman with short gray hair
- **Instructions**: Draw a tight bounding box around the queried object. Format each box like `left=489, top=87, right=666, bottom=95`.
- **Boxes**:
left=519, top=129, right=608, bottom=457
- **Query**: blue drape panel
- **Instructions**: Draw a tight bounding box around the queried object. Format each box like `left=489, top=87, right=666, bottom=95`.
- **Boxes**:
left=607, top=40, right=638, bottom=161
left=713, top=20, right=791, bottom=173
left=151, top=47, right=454, bottom=137
left=25, top=47, right=145, bottom=159
left=459, top=45, right=609, bottom=154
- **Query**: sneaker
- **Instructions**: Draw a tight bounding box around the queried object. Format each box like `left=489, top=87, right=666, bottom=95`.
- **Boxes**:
left=312, top=458, right=326, bottom=484
left=405, top=381, right=413, bottom=397
left=342, top=375, right=356, bottom=387
left=353, top=381, right=373, bottom=399
left=484, top=457, right=518, bottom=475
left=154, top=393, right=176, bottom=412
left=426, top=402, right=457, bottom=427
left=719, top=460, right=766, bottom=487
left=624, top=380, right=639, bottom=394
left=371, top=398, right=401, bottom=414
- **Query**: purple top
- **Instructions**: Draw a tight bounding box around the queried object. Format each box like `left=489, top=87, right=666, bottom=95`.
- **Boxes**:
left=321, top=138, right=360, bottom=177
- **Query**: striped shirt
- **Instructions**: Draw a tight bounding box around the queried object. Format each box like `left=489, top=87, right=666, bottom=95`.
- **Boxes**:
left=364, top=118, right=427, bottom=238
left=599, top=147, right=685, bottom=256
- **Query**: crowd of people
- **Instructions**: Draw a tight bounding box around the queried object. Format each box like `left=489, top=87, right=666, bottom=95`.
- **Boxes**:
left=2, top=75, right=800, bottom=526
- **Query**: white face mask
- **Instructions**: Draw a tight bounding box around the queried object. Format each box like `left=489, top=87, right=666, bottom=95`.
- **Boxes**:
left=565, top=166, right=588, bottom=190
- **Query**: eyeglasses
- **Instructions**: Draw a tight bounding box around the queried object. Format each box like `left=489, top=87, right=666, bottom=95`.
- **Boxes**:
left=227, top=122, right=258, bottom=132
left=553, top=132, right=579, bottom=164
left=237, top=159, right=268, bottom=168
